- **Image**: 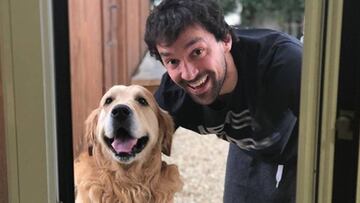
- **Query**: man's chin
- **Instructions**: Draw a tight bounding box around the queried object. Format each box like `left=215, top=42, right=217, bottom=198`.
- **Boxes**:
left=189, top=93, right=217, bottom=105
left=181, top=80, right=221, bottom=105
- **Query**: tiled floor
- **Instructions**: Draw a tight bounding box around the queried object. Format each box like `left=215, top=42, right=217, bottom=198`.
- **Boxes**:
left=163, top=128, right=229, bottom=203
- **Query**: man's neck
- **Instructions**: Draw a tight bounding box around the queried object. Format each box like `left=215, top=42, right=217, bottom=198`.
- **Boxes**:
left=220, top=53, right=238, bottom=95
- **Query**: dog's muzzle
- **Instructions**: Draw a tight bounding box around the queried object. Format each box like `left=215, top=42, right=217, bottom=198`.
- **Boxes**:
left=111, top=104, right=132, bottom=122
left=104, top=104, right=149, bottom=162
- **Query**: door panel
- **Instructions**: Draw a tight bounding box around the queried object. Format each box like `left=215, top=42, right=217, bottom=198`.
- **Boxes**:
left=69, top=0, right=104, bottom=157
left=296, top=0, right=360, bottom=201
left=70, top=0, right=149, bottom=158
left=54, top=0, right=75, bottom=202
left=126, top=0, right=141, bottom=79
left=332, top=0, right=360, bottom=201
left=103, top=0, right=127, bottom=90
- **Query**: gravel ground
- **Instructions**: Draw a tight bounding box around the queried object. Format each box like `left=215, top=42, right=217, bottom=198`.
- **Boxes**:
left=163, top=127, right=229, bottom=203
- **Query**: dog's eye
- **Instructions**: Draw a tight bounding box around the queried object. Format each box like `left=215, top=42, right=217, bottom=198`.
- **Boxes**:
left=104, top=97, right=113, bottom=105
left=136, top=97, right=148, bottom=106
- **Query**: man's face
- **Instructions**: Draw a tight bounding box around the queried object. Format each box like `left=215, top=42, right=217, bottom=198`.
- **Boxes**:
left=156, top=25, right=232, bottom=105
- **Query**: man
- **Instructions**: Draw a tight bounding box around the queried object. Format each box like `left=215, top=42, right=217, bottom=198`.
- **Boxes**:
left=144, top=0, right=302, bottom=202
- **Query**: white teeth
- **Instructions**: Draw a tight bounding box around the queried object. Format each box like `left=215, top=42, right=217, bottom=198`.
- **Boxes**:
left=188, top=75, right=208, bottom=88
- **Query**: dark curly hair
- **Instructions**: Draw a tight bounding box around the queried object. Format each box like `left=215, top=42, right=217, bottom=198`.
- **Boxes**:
left=144, top=0, right=234, bottom=62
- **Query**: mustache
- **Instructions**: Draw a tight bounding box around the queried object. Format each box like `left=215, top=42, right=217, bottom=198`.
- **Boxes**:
left=179, top=72, right=210, bottom=85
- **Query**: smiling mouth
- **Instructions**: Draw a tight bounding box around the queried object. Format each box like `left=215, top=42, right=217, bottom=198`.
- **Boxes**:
left=187, top=74, right=208, bottom=90
left=103, top=127, right=149, bottom=162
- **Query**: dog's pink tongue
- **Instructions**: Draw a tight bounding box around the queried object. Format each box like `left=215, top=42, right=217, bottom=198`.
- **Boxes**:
left=111, top=138, right=137, bottom=153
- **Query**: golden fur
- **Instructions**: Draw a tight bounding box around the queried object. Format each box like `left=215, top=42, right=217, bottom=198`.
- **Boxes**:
left=74, top=85, right=183, bottom=203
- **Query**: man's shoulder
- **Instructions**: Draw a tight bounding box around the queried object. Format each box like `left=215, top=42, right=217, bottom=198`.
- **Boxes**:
left=233, top=28, right=300, bottom=42
left=232, top=28, right=302, bottom=53
left=154, top=73, right=189, bottom=112
left=231, top=28, right=302, bottom=64
left=155, top=73, right=183, bottom=95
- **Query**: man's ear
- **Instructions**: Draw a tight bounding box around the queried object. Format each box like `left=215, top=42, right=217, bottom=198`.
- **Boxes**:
left=223, top=33, right=232, bottom=52
left=158, top=108, right=175, bottom=156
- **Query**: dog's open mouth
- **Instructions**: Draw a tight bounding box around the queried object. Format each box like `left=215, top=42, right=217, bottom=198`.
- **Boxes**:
left=104, top=127, right=149, bottom=162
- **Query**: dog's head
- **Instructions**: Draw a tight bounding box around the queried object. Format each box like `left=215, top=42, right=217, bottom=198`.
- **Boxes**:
left=85, top=85, right=174, bottom=164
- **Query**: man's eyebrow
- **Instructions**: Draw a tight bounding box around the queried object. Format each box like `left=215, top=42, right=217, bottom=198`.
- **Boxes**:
left=159, top=52, right=171, bottom=57
left=184, top=37, right=202, bottom=49
left=159, top=37, right=203, bottom=57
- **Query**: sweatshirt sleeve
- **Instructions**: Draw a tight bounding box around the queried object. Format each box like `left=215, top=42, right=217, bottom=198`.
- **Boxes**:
left=250, top=40, right=302, bottom=162
left=261, top=41, right=302, bottom=118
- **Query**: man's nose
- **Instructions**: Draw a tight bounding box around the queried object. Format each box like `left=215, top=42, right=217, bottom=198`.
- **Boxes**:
left=180, top=61, right=198, bottom=81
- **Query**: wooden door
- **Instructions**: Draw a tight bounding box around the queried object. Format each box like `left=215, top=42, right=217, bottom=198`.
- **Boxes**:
left=69, top=0, right=149, bottom=157
left=103, top=0, right=149, bottom=90
left=69, top=0, right=105, bottom=156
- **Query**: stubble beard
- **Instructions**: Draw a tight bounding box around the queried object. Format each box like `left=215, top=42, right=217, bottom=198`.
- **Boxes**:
left=188, top=61, right=227, bottom=105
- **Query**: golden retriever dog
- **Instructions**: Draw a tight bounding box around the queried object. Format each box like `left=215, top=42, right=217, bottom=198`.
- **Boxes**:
left=74, top=85, right=183, bottom=203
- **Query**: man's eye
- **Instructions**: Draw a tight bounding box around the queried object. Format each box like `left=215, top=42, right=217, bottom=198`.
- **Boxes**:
left=193, top=48, right=204, bottom=56
left=165, top=59, right=180, bottom=69
left=195, top=49, right=203, bottom=55
left=167, top=59, right=179, bottom=65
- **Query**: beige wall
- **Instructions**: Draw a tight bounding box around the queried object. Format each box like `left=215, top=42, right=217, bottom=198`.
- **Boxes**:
left=0, top=0, right=58, bottom=202
left=0, top=58, right=8, bottom=203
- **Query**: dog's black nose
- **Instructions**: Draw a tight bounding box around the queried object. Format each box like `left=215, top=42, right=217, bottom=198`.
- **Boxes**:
left=111, top=105, right=132, bottom=121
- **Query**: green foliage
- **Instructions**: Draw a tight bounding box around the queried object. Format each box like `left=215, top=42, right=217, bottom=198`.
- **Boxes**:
left=151, top=0, right=304, bottom=35
left=239, top=0, right=304, bottom=25
left=217, top=0, right=239, bottom=13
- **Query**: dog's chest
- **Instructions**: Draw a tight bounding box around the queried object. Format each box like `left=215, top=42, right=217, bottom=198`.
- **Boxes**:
left=83, top=173, right=160, bottom=203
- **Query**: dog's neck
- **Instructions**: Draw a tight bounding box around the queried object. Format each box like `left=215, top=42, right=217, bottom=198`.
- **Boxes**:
left=90, top=143, right=163, bottom=181
left=76, top=143, right=182, bottom=203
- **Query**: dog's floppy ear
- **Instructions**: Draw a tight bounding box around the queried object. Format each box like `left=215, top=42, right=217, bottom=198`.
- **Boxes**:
left=85, top=108, right=100, bottom=148
left=158, top=108, right=175, bottom=156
